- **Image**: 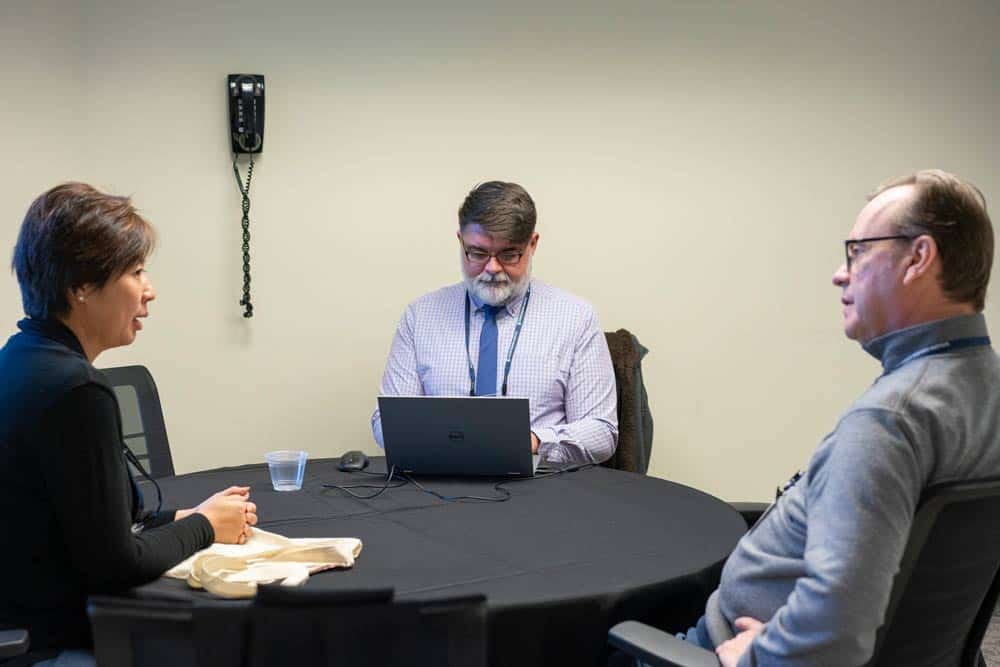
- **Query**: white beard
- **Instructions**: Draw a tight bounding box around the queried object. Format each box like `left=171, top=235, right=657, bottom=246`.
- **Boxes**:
left=463, top=259, right=532, bottom=307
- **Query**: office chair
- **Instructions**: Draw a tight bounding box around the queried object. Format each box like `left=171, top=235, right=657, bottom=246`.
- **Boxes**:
left=248, top=585, right=488, bottom=667
left=608, top=477, right=1000, bottom=667
left=100, top=365, right=175, bottom=478
left=88, top=592, right=400, bottom=667
left=87, top=595, right=251, bottom=667
left=603, top=329, right=653, bottom=474
left=0, top=630, right=29, bottom=663
left=89, top=587, right=488, bottom=667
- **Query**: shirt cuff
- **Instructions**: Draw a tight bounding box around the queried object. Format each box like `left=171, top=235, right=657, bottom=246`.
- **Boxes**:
left=536, top=427, right=583, bottom=463
left=371, top=409, right=385, bottom=448
left=177, top=511, right=215, bottom=546
left=137, top=508, right=177, bottom=530
left=533, top=426, right=560, bottom=452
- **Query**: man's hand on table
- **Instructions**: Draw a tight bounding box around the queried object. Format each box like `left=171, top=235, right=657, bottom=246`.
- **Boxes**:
left=531, top=432, right=539, bottom=454
left=177, top=485, right=258, bottom=544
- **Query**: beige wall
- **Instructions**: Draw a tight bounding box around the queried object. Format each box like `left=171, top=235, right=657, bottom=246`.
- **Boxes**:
left=2, top=0, right=998, bottom=501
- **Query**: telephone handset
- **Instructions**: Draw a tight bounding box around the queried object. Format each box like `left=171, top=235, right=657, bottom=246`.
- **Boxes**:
left=228, top=74, right=265, bottom=154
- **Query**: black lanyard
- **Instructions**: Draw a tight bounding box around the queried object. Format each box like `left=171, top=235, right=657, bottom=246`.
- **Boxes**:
left=464, top=287, right=531, bottom=397
left=893, top=335, right=991, bottom=369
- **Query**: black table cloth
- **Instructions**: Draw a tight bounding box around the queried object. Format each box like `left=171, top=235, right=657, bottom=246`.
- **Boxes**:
left=134, top=458, right=745, bottom=666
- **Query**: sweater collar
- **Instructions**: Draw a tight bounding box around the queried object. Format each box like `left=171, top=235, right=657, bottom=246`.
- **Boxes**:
left=862, top=313, right=989, bottom=374
left=17, top=317, right=87, bottom=358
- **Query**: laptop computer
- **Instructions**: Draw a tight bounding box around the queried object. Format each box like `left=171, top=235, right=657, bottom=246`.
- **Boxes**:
left=378, top=396, right=539, bottom=476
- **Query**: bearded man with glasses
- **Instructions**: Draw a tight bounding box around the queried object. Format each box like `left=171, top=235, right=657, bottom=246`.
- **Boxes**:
left=677, top=170, right=1000, bottom=667
left=370, top=181, right=617, bottom=464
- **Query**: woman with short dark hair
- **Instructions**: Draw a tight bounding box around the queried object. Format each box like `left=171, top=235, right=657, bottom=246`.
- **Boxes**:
left=0, top=183, right=256, bottom=664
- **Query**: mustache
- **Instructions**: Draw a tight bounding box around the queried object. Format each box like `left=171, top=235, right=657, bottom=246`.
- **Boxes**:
left=476, top=272, right=510, bottom=284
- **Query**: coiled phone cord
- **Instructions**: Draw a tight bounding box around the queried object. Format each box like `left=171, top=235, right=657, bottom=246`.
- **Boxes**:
left=232, top=155, right=255, bottom=318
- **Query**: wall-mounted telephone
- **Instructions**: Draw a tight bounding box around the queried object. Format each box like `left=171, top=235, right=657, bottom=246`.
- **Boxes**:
left=228, top=74, right=264, bottom=318
left=228, top=74, right=265, bottom=154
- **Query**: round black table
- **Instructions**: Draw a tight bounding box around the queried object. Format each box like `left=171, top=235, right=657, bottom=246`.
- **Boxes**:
left=135, top=457, right=745, bottom=666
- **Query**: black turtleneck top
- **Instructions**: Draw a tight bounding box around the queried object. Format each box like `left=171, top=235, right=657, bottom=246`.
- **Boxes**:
left=0, top=318, right=213, bottom=652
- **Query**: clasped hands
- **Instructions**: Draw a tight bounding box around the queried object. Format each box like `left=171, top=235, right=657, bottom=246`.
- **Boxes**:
left=176, top=486, right=258, bottom=544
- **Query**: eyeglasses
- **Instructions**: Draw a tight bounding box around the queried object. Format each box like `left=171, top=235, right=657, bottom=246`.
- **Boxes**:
left=461, top=240, right=526, bottom=266
left=843, top=235, right=914, bottom=272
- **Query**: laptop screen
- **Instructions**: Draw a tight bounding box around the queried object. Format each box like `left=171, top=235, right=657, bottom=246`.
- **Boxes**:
left=378, top=396, right=535, bottom=476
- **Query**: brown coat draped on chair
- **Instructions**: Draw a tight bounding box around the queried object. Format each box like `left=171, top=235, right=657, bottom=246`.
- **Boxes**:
left=602, top=329, right=653, bottom=474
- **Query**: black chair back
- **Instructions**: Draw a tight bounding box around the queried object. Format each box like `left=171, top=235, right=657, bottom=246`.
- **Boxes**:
left=248, top=585, right=487, bottom=667
left=602, top=329, right=653, bottom=474
left=90, top=587, right=487, bottom=666
left=391, top=595, right=489, bottom=667
left=100, top=365, right=175, bottom=478
left=867, top=477, right=1000, bottom=667
left=88, top=596, right=251, bottom=667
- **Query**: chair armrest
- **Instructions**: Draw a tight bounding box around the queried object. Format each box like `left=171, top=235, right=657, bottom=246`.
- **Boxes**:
left=608, top=621, right=719, bottom=667
left=0, top=629, right=29, bottom=659
left=729, top=502, right=770, bottom=530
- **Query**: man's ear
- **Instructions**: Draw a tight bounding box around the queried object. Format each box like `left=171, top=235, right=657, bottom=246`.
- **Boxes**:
left=529, top=231, right=540, bottom=250
left=902, top=235, right=938, bottom=286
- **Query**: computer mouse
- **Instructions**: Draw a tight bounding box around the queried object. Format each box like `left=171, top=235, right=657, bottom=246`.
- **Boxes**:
left=338, top=450, right=370, bottom=472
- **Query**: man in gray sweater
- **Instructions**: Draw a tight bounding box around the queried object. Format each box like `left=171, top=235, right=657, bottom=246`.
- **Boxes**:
left=696, top=170, right=999, bottom=667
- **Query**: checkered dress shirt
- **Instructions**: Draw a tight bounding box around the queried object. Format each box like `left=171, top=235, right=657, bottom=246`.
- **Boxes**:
left=371, top=279, right=618, bottom=463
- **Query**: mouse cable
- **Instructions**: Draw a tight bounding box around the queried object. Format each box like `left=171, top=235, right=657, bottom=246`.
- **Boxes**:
left=389, top=462, right=596, bottom=503
left=400, top=471, right=512, bottom=503
left=322, top=465, right=406, bottom=499
left=323, top=462, right=596, bottom=503
left=318, top=465, right=501, bottom=504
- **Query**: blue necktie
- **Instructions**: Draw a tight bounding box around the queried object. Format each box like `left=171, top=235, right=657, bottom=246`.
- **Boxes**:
left=476, top=305, right=498, bottom=397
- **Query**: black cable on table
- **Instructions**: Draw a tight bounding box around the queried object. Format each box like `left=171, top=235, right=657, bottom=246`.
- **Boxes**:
left=324, top=461, right=596, bottom=504
left=401, top=471, right=512, bottom=503
left=321, top=465, right=406, bottom=499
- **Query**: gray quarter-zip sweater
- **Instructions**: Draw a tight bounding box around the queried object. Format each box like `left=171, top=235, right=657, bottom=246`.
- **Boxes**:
left=702, top=313, right=1000, bottom=667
